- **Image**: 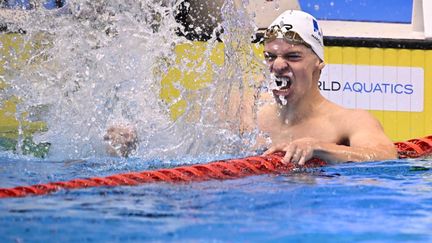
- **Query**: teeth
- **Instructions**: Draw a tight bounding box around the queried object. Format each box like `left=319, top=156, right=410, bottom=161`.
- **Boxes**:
left=263, top=72, right=294, bottom=105
left=278, top=78, right=289, bottom=87
left=274, top=77, right=290, bottom=90
left=267, top=73, right=292, bottom=91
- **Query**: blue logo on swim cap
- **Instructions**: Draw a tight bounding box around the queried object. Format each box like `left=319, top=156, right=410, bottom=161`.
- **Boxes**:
left=313, top=19, right=320, bottom=33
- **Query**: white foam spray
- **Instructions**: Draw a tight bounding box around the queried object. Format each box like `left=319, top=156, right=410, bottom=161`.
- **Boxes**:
left=2, top=0, right=266, bottom=161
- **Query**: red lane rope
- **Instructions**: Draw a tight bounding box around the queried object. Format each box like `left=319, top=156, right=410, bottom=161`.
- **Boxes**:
left=394, top=135, right=432, bottom=158
left=1, top=136, right=432, bottom=199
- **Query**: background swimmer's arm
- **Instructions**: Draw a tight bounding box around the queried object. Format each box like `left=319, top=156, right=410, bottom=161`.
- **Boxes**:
left=199, top=80, right=264, bottom=137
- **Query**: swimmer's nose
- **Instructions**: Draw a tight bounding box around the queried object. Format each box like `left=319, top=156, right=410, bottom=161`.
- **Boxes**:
left=271, top=56, right=289, bottom=74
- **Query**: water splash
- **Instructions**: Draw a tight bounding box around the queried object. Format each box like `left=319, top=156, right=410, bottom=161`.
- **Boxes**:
left=1, top=0, right=266, bottom=161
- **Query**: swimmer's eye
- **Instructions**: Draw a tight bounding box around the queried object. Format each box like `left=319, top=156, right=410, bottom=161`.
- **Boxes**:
left=284, top=53, right=302, bottom=61
left=264, top=52, right=303, bottom=62
left=264, top=52, right=276, bottom=62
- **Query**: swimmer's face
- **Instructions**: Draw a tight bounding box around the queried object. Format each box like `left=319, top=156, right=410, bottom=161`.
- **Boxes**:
left=263, top=39, right=323, bottom=105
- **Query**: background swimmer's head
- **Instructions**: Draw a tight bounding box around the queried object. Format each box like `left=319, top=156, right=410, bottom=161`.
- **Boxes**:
left=264, top=10, right=324, bottom=62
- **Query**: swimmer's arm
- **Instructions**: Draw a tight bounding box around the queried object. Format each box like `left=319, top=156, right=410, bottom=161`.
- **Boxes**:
left=313, top=139, right=397, bottom=163
left=314, top=112, right=397, bottom=163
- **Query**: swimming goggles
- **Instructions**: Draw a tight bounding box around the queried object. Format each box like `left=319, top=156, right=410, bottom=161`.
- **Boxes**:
left=263, top=25, right=310, bottom=47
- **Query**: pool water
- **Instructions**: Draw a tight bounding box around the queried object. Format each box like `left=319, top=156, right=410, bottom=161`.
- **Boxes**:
left=2, top=1, right=431, bottom=241
left=1, top=154, right=431, bottom=242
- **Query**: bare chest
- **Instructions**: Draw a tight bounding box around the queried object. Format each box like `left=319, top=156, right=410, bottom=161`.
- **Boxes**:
left=257, top=105, right=346, bottom=145
left=270, top=122, right=342, bottom=145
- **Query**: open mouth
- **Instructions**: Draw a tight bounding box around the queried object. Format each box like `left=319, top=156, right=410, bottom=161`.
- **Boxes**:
left=272, top=76, right=292, bottom=96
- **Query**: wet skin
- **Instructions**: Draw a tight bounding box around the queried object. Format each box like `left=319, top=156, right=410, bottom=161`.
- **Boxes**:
left=258, top=38, right=397, bottom=164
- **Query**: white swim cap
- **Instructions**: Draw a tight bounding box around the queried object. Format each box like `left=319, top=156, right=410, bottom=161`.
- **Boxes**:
left=266, top=10, right=324, bottom=61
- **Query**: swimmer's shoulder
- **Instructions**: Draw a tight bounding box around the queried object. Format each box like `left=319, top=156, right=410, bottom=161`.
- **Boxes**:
left=331, top=105, right=382, bottom=131
left=324, top=101, right=369, bottom=125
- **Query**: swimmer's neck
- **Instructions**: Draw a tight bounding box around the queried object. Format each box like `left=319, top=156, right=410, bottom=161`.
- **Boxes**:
left=278, top=93, right=327, bottom=125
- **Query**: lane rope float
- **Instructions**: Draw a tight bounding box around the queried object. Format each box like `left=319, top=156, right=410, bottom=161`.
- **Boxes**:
left=1, top=135, right=432, bottom=199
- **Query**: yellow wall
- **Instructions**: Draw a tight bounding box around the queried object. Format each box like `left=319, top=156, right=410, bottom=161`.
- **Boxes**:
left=160, top=42, right=225, bottom=120
left=0, top=33, right=46, bottom=140
left=0, top=33, right=23, bottom=139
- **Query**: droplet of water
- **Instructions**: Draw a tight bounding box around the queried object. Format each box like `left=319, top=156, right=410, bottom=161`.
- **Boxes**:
left=314, top=4, right=320, bottom=11
left=279, top=95, right=287, bottom=105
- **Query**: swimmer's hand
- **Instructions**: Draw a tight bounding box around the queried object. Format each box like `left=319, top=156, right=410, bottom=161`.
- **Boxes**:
left=103, top=125, right=138, bottom=157
left=263, top=138, right=319, bottom=165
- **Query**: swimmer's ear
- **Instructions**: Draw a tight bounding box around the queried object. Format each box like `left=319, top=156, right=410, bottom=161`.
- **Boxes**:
left=318, top=61, right=325, bottom=70
left=314, top=60, right=325, bottom=75
left=317, top=61, right=325, bottom=75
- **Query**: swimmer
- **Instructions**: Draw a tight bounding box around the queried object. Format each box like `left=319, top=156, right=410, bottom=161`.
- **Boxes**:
left=105, top=10, right=397, bottom=163
left=258, top=10, right=397, bottom=164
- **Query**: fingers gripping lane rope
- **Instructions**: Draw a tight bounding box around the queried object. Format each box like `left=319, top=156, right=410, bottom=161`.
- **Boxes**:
left=1, top=136, right=432, bottom=199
